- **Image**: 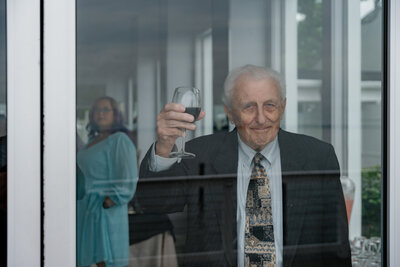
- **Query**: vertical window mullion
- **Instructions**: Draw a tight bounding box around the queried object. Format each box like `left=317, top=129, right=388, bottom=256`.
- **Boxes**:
left=388, top=0, right=400, bottom=266
left=7, top=0, right=41, bottom=266
left=43, top=0, right=76, bottom=266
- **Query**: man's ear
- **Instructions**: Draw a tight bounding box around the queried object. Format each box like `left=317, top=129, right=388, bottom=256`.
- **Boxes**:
left=224, top=105, right=234, bottom=124
left=280, top=98, right=287, bottom=120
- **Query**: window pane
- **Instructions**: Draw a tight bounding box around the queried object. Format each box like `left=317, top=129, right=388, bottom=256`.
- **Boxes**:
left=360, top=0, right=382, bottom=240
left=76, top=0, right=383, bottom=266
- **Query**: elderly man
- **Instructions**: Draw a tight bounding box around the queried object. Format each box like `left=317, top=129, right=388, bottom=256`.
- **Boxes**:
left=138, top=65, right=351, bottom=267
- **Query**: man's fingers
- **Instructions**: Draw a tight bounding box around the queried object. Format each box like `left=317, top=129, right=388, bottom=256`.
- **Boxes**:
left=163, top=102, right=186, bottom=112
left=196, top=110, right=206, bottom=121
left=161, top=103, right=206, bottom=121
left=158, top=119, right=196, bottom=132
left=162, top=110, right=195, bottom=123
left=158, top=127, right=184, bottom=139
left=165, top=119, right=196, bottom=130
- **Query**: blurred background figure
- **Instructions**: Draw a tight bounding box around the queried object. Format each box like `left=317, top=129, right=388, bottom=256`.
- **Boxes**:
left=77, top=96, right=138, bottom=267
left=128, top=195, right=178, bottom=267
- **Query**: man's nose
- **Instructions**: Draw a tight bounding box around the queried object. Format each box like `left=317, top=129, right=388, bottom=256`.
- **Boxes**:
left=255, top=107, right=267, bottom=124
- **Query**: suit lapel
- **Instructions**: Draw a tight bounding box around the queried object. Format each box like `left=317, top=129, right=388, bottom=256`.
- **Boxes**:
left=278, top=129, right=308, bottom=265
left=211, top=129, right=239, bottom=175
left=207, top=130, right=238, bottom=265
left=279, top=129, right=307, bottom=172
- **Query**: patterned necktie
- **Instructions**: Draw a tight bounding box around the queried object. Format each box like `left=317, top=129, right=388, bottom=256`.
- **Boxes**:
left=245, top=153, right=276, bottom=267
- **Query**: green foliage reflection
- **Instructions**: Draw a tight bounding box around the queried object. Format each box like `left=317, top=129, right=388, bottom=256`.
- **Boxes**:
left=362, top=165, right=381, bottom=238
left=297, top=0, right=322, bottom=73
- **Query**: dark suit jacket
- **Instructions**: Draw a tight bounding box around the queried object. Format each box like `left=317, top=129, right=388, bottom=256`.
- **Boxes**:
left=137, top=129, right=351, bottom=266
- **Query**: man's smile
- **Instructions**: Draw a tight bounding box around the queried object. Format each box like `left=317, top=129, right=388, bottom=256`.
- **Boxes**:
left=250, top=126, right=271, bottom=132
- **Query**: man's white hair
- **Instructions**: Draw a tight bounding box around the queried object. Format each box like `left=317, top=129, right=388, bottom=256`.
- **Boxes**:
left=222, top=64, right=286, bottom=108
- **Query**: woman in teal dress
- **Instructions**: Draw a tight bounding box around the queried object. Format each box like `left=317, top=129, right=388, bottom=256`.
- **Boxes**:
left=77, top=96, right=138, bottom=267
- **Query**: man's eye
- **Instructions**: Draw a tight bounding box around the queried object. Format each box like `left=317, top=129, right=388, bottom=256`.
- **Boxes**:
left=265, top=103, right=277, bottom=110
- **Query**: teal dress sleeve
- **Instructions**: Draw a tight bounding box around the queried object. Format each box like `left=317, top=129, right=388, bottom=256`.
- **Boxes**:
left=106, top=133, right=138, bottom=206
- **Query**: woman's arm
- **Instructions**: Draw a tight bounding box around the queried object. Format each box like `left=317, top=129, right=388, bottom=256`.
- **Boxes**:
left=104, top=133, right=138, bottom=207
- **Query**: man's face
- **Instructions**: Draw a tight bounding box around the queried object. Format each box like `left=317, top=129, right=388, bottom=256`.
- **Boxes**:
left=224, top=76, right=286, bottom=151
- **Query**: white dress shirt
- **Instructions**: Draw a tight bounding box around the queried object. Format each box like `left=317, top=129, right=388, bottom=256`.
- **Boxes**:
left=148, top=134, right=283, bottom=267
left=236, top=135, right=282, bottom=267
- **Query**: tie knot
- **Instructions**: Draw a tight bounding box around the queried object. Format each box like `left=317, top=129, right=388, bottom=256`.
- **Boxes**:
left=253, top=153, right=264, bottom=165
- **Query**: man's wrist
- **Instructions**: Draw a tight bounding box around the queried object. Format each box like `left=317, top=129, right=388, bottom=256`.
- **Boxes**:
left=155, top=141, right=172, bottom=158
left=149, top=143, right=178, bottom=172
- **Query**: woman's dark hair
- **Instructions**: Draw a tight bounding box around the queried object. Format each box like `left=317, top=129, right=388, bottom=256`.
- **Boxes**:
left=86, top=96, right=129, bottom=140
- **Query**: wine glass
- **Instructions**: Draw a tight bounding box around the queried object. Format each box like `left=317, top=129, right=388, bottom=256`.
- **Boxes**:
left=169, top=86, right=201, bottom=159
left=351, top=236, right=366, bottom=256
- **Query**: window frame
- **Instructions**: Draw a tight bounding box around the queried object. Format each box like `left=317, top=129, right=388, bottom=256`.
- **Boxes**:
left=7, top=0, right=41, bottom=266
left=42, top=0, right=76, bottom=266
left=387, top=0, right=400, bottom=265
left=5, top=0, right=400, bottom=266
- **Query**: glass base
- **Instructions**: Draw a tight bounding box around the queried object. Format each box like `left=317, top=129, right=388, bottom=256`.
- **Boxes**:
left=169, top=151, right=196, bottom=159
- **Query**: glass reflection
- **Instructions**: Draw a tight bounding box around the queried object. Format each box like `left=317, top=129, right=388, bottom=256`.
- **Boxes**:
left=76, top=0, right=384, bottom=266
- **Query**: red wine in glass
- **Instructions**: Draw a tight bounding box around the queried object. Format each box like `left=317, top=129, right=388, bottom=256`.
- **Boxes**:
left=169, top=87, right=201, bottom=159
left=184, top=107, right=201, bottom=121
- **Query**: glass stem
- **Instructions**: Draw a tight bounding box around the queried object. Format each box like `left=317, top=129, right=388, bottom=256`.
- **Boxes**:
left=181, top=129, right=186, bottom=153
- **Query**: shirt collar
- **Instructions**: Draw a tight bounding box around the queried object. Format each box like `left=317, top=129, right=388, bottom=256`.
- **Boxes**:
left=237, top=133, right=279, bottom=168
